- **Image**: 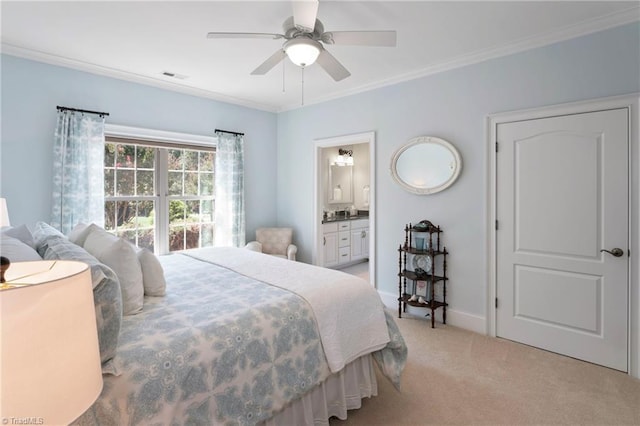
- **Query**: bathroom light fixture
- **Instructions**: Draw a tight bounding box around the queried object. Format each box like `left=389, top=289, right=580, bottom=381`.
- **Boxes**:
left=335, top=148, right=354, bottom=166
left=284, top=38, right=321, bottom=67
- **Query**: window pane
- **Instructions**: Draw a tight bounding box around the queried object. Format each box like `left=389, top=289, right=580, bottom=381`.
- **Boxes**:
left=185, top=224, right=200, bottom=250
left=169, top=200, right=186, bottom=225
left=105, top=143, right=116, bottom=167
left=200, top=152, right=214, bottom=172
left=136, top=170, right=154, bottom=196
left=138, top=200, right=154, bottom=225
left=168, top=171, right=183, bottom=195
left=184, top=172, right=198, bottom=196
left=184, top=151, right=199, bottom=171
left=105, top=169, right=115, bottom=197
left=116, top=201, right=137, bottom=228
left=200, top=173, right=214, bottom=196
left=117, top=170, right=135, bottom=196
left=116, top=144, right=135, bottom=168
left=138, top=228, right=154, bottom=252
left=201, top=199, right=213, bottom=223
left=201, top=224, right=214, bottom=247
left=104, top=201, right=117, bottom=230
left=186, top=200, right=200, bottom=223
left=168, top=149, right=182, bottom=171
left=136, top=146, right=155, bottom=169
left=169, top=226, right=185, bottom=252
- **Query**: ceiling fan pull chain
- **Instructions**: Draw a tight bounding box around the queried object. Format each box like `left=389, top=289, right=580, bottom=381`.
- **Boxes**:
left=301, top=66, right=305, bottom=106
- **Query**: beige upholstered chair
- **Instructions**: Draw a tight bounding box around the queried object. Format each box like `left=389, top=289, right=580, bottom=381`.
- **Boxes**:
left=245, top=227, right=297, bottom=261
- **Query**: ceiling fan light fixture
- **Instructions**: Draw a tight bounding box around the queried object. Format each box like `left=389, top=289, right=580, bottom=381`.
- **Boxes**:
left=284, top=38, right=321, bottom=67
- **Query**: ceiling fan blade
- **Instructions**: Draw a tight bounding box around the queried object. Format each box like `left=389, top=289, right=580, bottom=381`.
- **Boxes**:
left=292, top=0, right=319, bottom=32
left=323, top=31, right=396, bottom=47
left=207, top=32, right=284, bottom=40
left=315, top=49, right=350, bottom=82
left=251, top=49, right=287, bottom=75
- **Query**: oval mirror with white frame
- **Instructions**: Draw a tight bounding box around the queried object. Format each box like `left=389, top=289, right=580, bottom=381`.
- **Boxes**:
left=390, top=136, right=462, bottom=194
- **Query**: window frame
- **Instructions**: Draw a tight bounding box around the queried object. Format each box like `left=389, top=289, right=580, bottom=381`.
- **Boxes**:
left=104, top=124, right=217, bottom=254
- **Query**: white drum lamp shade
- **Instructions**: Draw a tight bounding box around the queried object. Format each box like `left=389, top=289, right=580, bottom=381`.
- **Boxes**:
left=0, top=260, right=103, bottom=425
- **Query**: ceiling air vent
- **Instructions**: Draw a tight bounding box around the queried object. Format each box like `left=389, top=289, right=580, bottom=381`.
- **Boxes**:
left=161, top=71, right=188, bottom=80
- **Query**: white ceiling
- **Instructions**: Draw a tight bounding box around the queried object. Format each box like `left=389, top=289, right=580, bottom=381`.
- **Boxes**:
left=1, top=1, right=638, bottom=112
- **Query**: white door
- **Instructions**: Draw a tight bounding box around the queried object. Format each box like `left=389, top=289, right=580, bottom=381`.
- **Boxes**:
left=496, top=108, right=629, bottom=371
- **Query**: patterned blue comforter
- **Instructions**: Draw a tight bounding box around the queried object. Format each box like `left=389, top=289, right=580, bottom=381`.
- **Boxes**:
left=76, top=253, right=406, bottom=425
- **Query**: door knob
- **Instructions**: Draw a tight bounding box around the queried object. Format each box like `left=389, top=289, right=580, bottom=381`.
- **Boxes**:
left=600, top=248, right=624, bottom=257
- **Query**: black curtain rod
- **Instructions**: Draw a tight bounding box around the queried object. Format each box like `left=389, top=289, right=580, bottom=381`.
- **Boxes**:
left=215, top=128, right=244, bottom=136
left=56, top=105, right=110, bottom=117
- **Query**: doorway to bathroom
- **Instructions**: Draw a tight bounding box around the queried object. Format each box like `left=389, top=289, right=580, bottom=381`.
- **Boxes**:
left=313, top=131, right=376, bottom=287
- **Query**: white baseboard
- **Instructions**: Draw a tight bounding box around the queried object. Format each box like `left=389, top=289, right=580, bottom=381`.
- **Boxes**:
left=378, top=290, right=486, bottom=334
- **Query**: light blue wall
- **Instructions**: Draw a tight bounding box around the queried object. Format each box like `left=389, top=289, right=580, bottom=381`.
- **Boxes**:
left=0, top=55, right=278, bottom=238
left=1, top=23, right=638, bottom=323
left=276, top=23, right=640, bottom=319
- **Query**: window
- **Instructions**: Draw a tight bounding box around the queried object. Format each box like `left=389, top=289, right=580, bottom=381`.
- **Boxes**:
left=104, top=139, right=215, bottom=254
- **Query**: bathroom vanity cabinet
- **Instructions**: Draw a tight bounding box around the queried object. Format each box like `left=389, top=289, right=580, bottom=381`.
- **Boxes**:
left=322, top=218, right=369, bottom=268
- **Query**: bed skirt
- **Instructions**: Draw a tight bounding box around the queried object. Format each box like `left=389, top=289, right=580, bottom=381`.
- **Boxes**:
left=261, top=354, right=378, bottom=426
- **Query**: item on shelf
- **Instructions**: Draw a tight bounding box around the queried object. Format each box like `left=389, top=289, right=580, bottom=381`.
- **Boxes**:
left=412, top=254, right=432, bottom=273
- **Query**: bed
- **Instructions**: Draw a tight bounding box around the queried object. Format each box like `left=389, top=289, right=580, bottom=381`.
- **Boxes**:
left=71, top=246, right=407, bottom=425
left=1, top=222, right=405, bottom=425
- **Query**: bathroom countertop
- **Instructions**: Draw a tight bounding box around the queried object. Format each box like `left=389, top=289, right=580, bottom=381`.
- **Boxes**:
left=322, top=213, right=369, bottom=224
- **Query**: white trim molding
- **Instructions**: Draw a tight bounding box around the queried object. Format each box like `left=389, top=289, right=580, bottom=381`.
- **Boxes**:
left=486, top=93, right=640, bottom=379
left=378, top=290, right=485, bottom=334
left=104, top=124, right=216, bottom=147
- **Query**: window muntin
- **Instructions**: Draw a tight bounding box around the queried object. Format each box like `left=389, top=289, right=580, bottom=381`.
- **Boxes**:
left=104, top=141, right=215, bottom=254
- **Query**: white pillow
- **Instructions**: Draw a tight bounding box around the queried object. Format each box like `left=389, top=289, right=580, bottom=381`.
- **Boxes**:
left=68, top=222, right=91, bottom=246
left=136, top=248, right=167, bottom=296
left=83, top=224, right=144, bottom=315
left=0, top=234, right=42, bottom=261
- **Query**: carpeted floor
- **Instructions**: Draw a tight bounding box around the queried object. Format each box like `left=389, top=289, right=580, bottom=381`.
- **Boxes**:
left=331, top=313, right=640, bottom=425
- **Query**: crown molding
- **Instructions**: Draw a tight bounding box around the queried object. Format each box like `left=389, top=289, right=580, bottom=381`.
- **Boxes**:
left=0, top=43, right=279, bottom=113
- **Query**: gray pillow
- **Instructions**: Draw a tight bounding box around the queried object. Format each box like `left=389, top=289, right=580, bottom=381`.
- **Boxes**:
left=0, top=234, right=42, bottom=261
left=32, top=221, right=67, bottom=257
left=43, top=237, right=123, bottom=374
left=2, top=224, right=36, bottom=248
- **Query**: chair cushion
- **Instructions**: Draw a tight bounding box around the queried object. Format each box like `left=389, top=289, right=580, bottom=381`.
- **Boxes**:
left=256, top=228, right=292, bottom=256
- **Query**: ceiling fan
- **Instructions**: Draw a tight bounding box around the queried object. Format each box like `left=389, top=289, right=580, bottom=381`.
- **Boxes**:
left=206, top=1, right=396, bottom=82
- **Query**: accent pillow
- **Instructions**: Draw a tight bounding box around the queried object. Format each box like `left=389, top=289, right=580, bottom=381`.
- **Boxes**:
left=32, top=221, right=67, bottom=257
left=2, top=224, right=36, bottom=249
left=135, top=247, right=167, bottom=296
left=83, top=224, right=144, bottom=315
left=0, top=234, right=42, bottom=261
left=43, top=237, right=123, bottom=374
left=68, top=222, right=92, bottom=246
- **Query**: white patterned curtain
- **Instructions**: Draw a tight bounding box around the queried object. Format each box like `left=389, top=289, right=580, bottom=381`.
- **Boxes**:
left=51, top=110, right=106, bottom=234
left=214, top=133, right=245, bottom=247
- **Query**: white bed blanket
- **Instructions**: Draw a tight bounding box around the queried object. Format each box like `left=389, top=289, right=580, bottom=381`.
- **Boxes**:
left=185, top=247, right=390, bottom=372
